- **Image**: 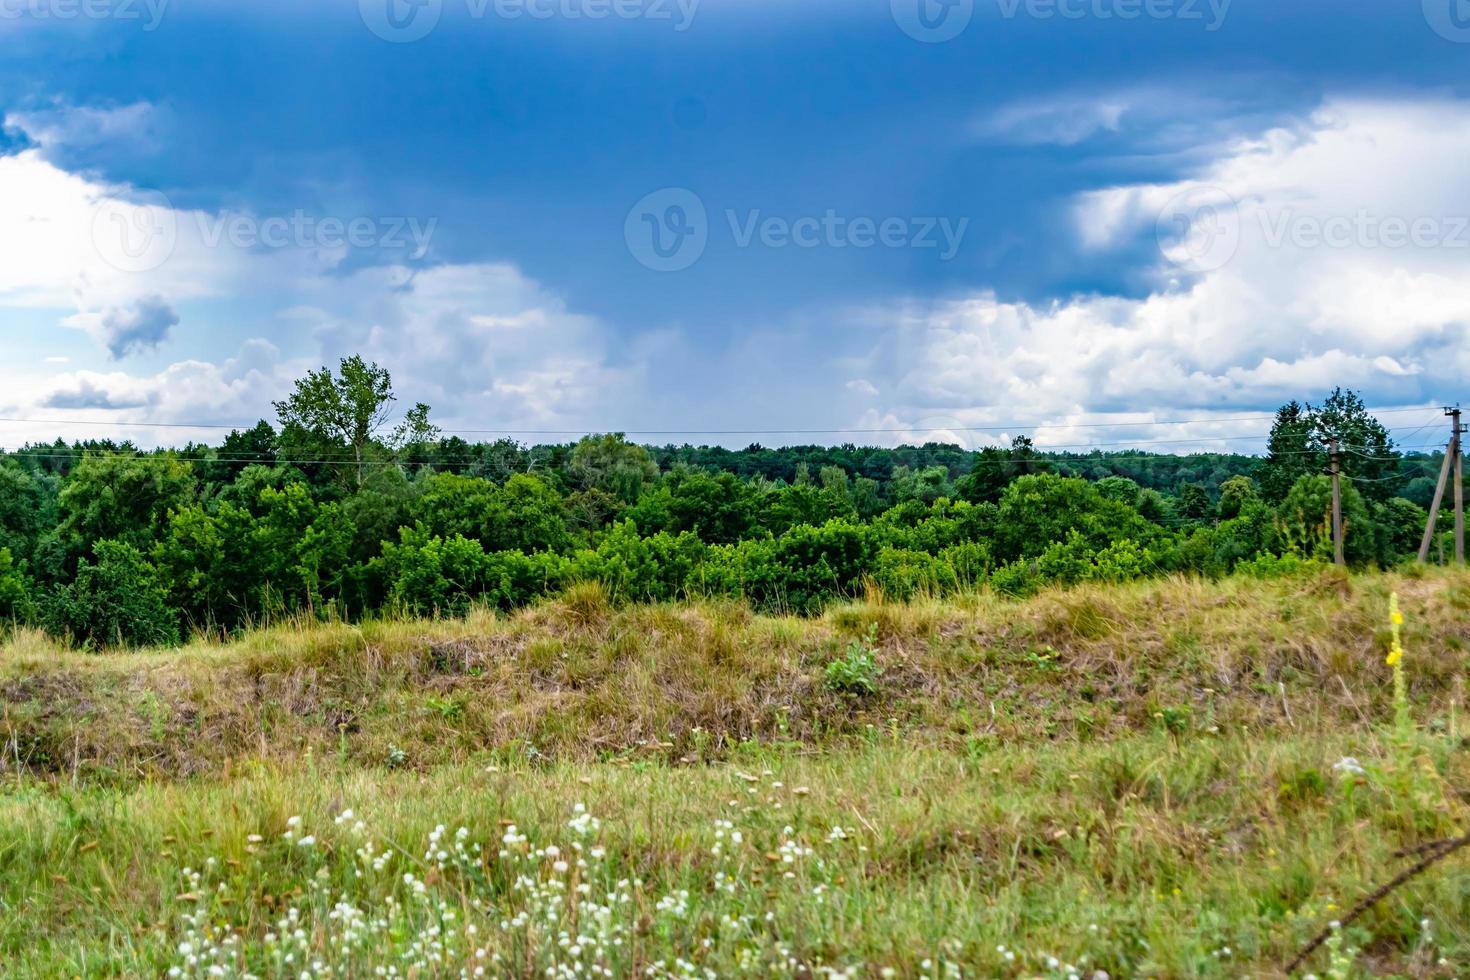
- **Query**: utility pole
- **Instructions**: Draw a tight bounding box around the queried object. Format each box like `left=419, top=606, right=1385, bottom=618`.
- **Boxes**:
left=1329, top=437, right=1345, bottom=567
left=1420, top=406, right=1465, bottom=564
left=1454, top=407, right=1465, bottom=565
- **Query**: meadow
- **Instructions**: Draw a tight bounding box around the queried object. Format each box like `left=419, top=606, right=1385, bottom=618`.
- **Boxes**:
left=2, top=568, right=1469, bottom=978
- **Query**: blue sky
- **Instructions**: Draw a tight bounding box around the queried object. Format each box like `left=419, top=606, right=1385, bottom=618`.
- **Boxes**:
left=2, top=0, right=1469, bottom=451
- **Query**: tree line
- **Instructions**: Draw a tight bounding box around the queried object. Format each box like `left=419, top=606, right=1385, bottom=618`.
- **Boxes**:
left=0, top=359, right=1450, bottom=648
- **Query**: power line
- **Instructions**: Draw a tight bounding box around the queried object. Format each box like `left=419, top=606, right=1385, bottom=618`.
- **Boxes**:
left=0, top=405, right=1445, bottom=437
left=4, top=440, right=1449, bottom=470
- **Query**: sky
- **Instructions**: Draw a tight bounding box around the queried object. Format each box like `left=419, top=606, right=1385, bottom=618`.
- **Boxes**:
left=2, top=0, right=1469, bottom=453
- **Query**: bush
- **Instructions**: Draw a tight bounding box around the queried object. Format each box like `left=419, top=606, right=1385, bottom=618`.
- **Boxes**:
left=481, top=549, right=566, bottom=610
left=378, top=526, right=569, bottom=617
left=824, top=624, right=882, bottom=695
left=990, top=533, right=1157, bottom=597
left=994, top=475, right=1158, bottom=563
left=871, top=547, right=958, bottom=601
left=42, top=540, right=180, bottom=649
left=1275, top=474, right=1375, bottom=567
left=564, top=521, right=707, bottom=603
left=380, top=526, right=495, bottom=617
left=938, top=541, right=991, bottom=586
left=1233, top=551, right=1318, bottom=580
left=741, top=521, right=875, bottom=614
left=0, top=547, right=34, bottom=624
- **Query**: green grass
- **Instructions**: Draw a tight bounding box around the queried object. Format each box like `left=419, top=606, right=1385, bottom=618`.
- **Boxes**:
left=1, top=568, right=1469, bottom=977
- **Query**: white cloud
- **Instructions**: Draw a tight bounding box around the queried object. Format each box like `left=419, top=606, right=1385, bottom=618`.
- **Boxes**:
left=7, top=93, right=1470, bottom=454
left=4, top=101, right=158, bottom=157
left=63, top=294, right=180, bottom=359
left=975, top=82, right=1294, bottom=153
left=0, top=148, right=249, bottom=315
left=298, top=261, right=640, bottom=431
left=0, top=137, right=635, bottom=441
left=844, top=97, right=1470, bottom=450
left=978, top=96, right=1130, bottom=146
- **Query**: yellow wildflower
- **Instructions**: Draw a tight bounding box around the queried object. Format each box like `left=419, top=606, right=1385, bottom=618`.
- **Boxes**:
left=1388, top=593, right=1412, bottom=739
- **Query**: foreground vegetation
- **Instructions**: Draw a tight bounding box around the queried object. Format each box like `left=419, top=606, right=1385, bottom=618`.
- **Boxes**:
left=2, top=569, right=1469, bottom=976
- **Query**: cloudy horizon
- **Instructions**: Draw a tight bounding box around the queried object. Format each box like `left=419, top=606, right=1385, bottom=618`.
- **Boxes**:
left=2, top=1, right=1467, bottom=453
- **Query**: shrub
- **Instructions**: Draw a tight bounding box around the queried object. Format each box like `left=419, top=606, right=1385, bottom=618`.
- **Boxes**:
left=742, top=521, right=875, bottom=614
left=379, top=526, right=568, bottom=616
left=824, top=623, right=882, bottom=695
left=938, top=541, right=991, bottom=586
left=871, top=547, right=958, bottom=601
left=993, top=474, right=1158, bottom=563
left=1275, top=474, right=1375, bottom=567
left=380, top=526, right=495, bottom=617
left=42, top=540, right=179, bottom=648
left=565, top=520, right=706, bottom=603
left=0, top=547, right=33, bottom=624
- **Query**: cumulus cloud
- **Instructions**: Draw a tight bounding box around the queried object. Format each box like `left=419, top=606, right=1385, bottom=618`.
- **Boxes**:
left=0, top=148, right=248, bottom=313
left=842, top=97, right=1470, bottom=450
left=0, top=122, right=636, bottom=441
left=295, top=261, right=639, bottom=432
left=18, top=341, right=303, bottom=443
left=42, top=376, right=153, bottom=410
left=7, top=92, right=1470, bottom=454
left=89, top=295, right=180, bottom=358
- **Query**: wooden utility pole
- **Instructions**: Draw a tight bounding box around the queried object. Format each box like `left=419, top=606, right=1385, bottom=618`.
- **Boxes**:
left=1420, top=407, right=1464, bottom=564
left=1454, top=407, right=1465, bottom=564
left=1329, top=437, right=1345, bottom=567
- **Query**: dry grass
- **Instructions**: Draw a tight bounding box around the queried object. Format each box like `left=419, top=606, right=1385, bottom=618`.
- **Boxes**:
left=0, top=567, right=1467, bottom=783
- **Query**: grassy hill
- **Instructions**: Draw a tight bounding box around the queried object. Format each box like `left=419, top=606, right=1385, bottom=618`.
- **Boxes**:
left=1, top=568, right=1468, bottom=977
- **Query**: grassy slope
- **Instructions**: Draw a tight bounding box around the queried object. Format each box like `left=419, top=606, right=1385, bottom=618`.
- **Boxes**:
left=0, top=568, right=1468, bottom=977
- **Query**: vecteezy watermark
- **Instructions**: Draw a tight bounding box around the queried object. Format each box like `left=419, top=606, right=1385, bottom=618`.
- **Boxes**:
left=892, top=0, right=1230, bottom=41
left=1423, top=0, right=1470, bottom=42
left=891, top=0, right=973, bottom=42
left=1155, top=185, right=1240, bottom=273
left=726, top=210, right=969, bottom=259
left=624, top=188, right=708, bottom=272
left=90, top=192, right=438, bottom=273
left=195, top=211, right=438, bottom=253
left=1155, top=187, right=1470, bottom=273
left=996, top=0, right=1231, bottom=29
left=91, top=190, right=178, bottom=274
left=0, top=0, right=167, bottom=28
left=1258, top=210, right=1470, bottom=251
left=624, top=188, right=970, bottom=272
left=359, top=0, right=698, bottom=42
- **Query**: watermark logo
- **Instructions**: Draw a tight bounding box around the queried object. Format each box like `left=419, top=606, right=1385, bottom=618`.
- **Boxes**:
left=891, top=0, right=973, bottom=42
left=1423, top=0, right=1470, bottom=42
left=1156, top=185, right=1239, bottom=272
left=0, top=0, right=169, bottom=30
left=359, top=0, right=442, bottom=42
left=893, top=0, right=1232, bottom=40
left=625, top=188, right=970, bottom=271
left=477, top=0, right=698, bottom=29
left=997, top=0, right=1231, bottom=30
left=361, top=0, right=697, bottom=40
left=196, top=211, right=438, bottom=253
left=726, top=210, right=969, bottom=259
left=1258, top=210, right=1470, bottom=251
left=91, top=194, right=439, bottom=274
left=90, top=189, right=177, bottom=274
left=625, top=188, right=708, bottom=272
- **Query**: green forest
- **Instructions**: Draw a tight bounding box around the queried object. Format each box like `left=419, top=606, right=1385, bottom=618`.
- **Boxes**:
left=0, top=357, right=1454, bottom=648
